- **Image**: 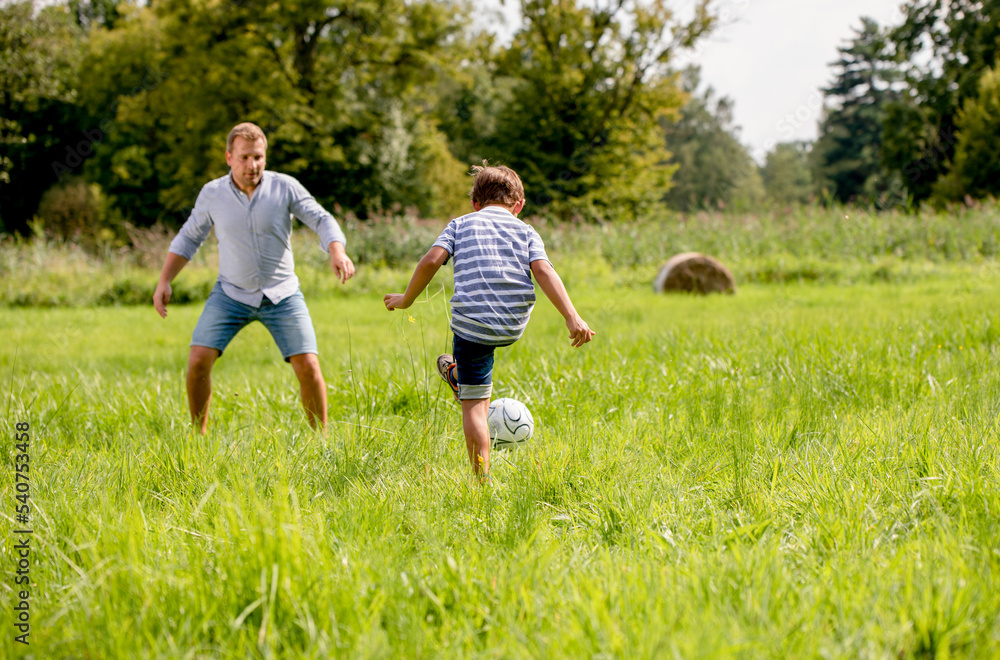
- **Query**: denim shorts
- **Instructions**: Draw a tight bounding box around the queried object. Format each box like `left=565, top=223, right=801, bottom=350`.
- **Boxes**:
left=453, top=334, right=510, bottom=400
left=191, top=283, right=318, bottom=361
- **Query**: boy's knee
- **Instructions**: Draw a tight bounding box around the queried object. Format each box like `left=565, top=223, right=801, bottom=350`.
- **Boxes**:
left=460, top=397, right=491, bottom=419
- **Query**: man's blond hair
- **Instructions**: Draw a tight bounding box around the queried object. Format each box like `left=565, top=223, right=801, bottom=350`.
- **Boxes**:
left=469, top=162, right=524, bottom=206
left=226, top=122, right=267, bottom=152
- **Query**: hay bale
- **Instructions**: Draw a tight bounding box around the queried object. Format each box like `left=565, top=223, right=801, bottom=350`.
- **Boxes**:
left=654, top=252, right=735, bottom=295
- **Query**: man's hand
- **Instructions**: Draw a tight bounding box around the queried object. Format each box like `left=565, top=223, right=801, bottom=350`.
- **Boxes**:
left=566, top=315, right=595, bottom=347
left=154, top=281, right=172, bottom=318
left=383, top=293, right=410, bottom=311
left=329, top=242, right=355, bottom=284
left=154, top=253, right=189, bottom=319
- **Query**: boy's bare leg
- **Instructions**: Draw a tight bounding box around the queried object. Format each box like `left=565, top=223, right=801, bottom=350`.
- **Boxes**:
left=187, top=346, right=219, bottom=434
left=289, top=353, right=327, bottom=430
left=461, top=398, right=491, bottom=481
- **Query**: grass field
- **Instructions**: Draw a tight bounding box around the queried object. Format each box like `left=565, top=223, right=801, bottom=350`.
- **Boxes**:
left=3, top=211, right=1000, bottom=657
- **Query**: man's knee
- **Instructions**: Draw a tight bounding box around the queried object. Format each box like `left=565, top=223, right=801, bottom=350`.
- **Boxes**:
left=289, top=353, right=323, bottom=381
left=188, top=346, right=219, bottom=376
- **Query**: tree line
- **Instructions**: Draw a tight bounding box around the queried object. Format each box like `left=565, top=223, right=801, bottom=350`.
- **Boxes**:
left=667, top=2, right=1000, bottom=213
left=1, top=0, right=998, bottom=244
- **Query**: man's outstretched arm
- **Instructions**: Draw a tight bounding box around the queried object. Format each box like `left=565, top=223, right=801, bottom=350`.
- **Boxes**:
left=288, top=177, right=354, bottom=285
left=154, top=252, right=189, bottom=318
left=157, top=187, right=213, bottom=317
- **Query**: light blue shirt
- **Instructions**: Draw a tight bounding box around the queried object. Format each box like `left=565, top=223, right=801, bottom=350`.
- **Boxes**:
left=433, top=206, right=549, bottom=345
left=169, top=171, right=346, bottom=307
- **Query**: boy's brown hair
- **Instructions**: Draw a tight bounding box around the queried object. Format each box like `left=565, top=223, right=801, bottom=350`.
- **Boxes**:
left=469, top=162, right=524, bottom=207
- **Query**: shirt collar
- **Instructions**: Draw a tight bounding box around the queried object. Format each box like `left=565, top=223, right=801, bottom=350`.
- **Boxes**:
left=479, top=205, right=517, bottom=218
left=228, top=170, right=269, bottom=199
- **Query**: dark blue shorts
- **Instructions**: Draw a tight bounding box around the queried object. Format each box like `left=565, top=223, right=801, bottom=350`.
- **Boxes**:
left=453, top=334, right=509, bottom=400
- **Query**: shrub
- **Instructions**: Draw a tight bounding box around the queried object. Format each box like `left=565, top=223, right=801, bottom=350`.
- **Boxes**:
left=95, top=275, right=214, bottom=306
left=36, top=179, right=124, bottom=249
left=296, top=209, right=445, bottom=270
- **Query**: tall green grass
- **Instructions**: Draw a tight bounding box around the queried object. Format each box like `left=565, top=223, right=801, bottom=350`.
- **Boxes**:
left=2, top=260, right=1000, bottom=656
left=3, top=203, right=999, bottom=306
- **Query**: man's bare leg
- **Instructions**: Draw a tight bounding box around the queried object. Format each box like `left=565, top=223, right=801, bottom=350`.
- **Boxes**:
left=289, top=353, right=327, bottom=430
left=187, top=346, right=219, bottom=434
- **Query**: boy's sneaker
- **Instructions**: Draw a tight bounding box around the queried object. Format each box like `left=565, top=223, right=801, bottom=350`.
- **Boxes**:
left=436, top=354, right=460, bottom=401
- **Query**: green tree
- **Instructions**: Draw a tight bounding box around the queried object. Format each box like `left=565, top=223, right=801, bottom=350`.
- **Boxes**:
left=0, top=1, right=85, bottom=233
left=813, top=17, right=900, bottom=204
left=68, top=0, right=123, bottom=29
left=71, top=3, right=168, bottom=229
left=882, top=0, right=1000, bottom=201
left=487, top=0, right=714, bottom=219
left=932, top=66, right=1000, bottom=203
left=762, top=142, right=814, bottom=206
left=662, top=66, right=762, bottom=212
left=78, top=0, right=470, bottom=226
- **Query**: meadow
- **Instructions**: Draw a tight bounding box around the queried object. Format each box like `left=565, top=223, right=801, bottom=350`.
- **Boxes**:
left=2, top=206, right=1000, bottom=658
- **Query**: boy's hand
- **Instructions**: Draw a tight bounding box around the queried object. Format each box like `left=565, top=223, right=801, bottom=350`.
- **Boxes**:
left=566, top=315, right=595, bottom=347
left=384, top=247, right=447, bottom=313
left=384, top=293, right=410, bottom=311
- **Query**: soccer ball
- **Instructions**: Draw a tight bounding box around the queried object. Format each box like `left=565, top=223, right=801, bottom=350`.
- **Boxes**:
left=487, top=397, right=534, bottom=447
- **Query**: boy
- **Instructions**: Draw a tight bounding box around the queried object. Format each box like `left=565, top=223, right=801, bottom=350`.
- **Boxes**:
left=383, top=164, right=595, bottom=480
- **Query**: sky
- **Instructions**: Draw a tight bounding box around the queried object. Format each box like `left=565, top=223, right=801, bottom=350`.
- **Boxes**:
left=474, top=0, right=906, bottom=161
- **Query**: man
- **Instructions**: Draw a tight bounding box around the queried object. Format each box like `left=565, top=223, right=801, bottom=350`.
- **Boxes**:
left=153, top=122, right=354, bottom=433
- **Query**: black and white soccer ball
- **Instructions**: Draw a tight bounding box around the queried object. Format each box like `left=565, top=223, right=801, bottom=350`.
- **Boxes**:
left=487, top=397, right=534, bottom=447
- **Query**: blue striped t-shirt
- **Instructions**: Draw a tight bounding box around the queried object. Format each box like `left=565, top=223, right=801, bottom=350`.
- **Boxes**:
left=432, top=206, right=549, bottom=345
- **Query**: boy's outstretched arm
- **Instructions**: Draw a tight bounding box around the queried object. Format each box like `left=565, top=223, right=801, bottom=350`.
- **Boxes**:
left=530, top=259, right=595, bottom=347
left=384, top=246, right=450, bottom=311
